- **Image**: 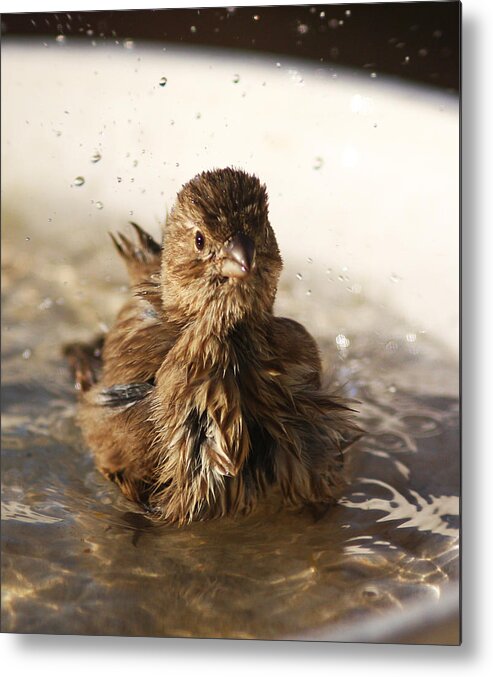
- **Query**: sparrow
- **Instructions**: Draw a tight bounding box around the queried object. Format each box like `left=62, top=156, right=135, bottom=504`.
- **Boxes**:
left=64, top=167, right=361, bottom=524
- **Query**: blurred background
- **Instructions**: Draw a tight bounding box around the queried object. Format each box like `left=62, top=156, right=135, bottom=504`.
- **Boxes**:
left=2, top=2, right=460, bottom=91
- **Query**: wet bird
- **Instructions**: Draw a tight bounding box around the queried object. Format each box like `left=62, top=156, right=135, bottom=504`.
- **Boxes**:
left=65, top=168, right=360, bottom=524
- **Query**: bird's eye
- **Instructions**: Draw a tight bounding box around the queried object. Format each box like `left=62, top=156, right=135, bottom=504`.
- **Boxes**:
left=195, top=231, right=205, bottom=251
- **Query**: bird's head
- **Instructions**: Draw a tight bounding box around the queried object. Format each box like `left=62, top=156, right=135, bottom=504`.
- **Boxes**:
left=161, top=168, right=283, bottom=330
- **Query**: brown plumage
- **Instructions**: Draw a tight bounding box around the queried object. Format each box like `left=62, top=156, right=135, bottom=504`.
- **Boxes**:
left=64, top=168, right=361, bottom=524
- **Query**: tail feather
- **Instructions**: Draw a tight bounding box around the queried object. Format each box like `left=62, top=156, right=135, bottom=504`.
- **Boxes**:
left=109, top=222, right=162, bottom=284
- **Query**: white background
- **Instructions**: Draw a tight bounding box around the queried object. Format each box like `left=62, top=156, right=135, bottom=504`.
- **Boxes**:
left=1, top=0, right=491, bottom=674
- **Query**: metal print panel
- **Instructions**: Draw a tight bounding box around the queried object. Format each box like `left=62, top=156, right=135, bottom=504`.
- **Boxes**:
left=1, top=2, right=460, bottom=644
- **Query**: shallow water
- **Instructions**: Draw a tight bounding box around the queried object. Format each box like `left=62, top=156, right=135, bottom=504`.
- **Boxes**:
left=1, top=223, right=459, bottom=641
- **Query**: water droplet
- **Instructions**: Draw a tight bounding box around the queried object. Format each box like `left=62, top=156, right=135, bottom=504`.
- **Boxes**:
left=91, top=151, right=102, bottom=163
left=73, top=176, right=85, bottom=187
left=253, top=14, right=260, bottom=21
left=86, top=29, right=94, bottom=36
left=307, top=257, right=313, bottom=264
left=345, top=9, right=352, bottom=17
left=313, top=156, right=324, bottom=170
left=339, top=20, right=344, bottom=26
left=388, top=385, right=397, bottom=393
left=25, top=236, right=31, bottom=242
left=296, top=272, right=303, bottom=280
left=22, top=348, right=32, bottom=360
left=56, top=34, right=66, bottom=43
left=95, top=201, right=103, bottom=210
left=306, top=289, right=312, bottom=296
left=297, top=24, right=309, bottom=35
left=389, top=273, right=401, bottom=283
left=190, top=25, right=197, bottom=34
left=373, top=123, right=378, bottom=128
left=362, top=586, right=379, bottom=599
left=195, top=112, right=202, bottom=119
left=159, top=76, right=167, bottom=87
left=320, top=11, right=326, bottom=18
left=433, top=29, right=443, bottom=39
left=336, top=334, right=350, bottom=349
left=132, top=160, right=138, bottom=167
left=370, top=72, right=377, bottom=79
left=117, top=176, right=122, bottom=183
left=348, top=283, right=362, bottom=294
left=275, top=61, right=281, bottom=68
left=232, top=73, right=240, bottom=84
left=326, top=268, right=332, bottom=275
left=123, top=39, right=134, bottom=49
left=396, top=41, right=405, bottom=49
left=403, top=55, right=410, bottom=63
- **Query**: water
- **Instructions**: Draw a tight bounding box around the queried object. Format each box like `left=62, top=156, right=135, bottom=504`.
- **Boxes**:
left=1, top=221, right=459, bottom=641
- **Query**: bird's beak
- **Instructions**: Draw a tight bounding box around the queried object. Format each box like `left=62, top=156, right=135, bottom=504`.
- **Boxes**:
left=220, top=232, right=256, bottom=279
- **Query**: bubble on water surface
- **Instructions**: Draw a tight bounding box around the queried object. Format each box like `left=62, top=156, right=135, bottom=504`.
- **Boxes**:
left=38, top=297, right=53, bottom=311
left=73, top=176, right=85, bottom=187
left=159, top=77, right=167, bottom=87
left=336, top=333, right=350, bottom=349
left=90, top=151, right=102, bottom=163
